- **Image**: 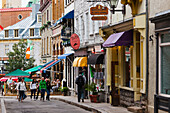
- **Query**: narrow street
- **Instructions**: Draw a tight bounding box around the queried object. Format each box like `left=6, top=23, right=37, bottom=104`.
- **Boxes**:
left=4, top=98, right=91, bottom=113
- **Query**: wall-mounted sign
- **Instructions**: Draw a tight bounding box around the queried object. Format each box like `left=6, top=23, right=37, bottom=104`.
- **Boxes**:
left=70, top=34, right=80, bottom=50
left=92, top=16, right=107, bottom=20
left=90, top=5, right=108, bottom=15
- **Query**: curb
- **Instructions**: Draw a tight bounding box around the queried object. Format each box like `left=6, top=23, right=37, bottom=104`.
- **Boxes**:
left=51, top=97, right=107, bottom=113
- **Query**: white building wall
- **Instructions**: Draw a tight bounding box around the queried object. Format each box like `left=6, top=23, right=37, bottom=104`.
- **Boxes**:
left=74, top=0, right=106, bottom=46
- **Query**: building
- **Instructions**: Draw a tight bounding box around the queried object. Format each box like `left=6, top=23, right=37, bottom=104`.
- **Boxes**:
left=100, top=0, right=147, bottom=107
left=149, top=0, right=170, bottom=113
left=39, top=0, right=53, bottom=78
left=26, top=0, right=40, bottom=7
left=0, top=7, right=32, bottom=31
left=0, top=4, right=42, bottom=73
left=51, top=0, right=65, bottom=82
left=2, top=0, right=22, bottom=8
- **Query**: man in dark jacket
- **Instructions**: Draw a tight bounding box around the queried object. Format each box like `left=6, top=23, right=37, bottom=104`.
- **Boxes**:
left=75, top=74, right=86, bottom=102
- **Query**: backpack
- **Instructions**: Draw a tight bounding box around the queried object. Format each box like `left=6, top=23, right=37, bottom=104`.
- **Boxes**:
left=76, top=76, right=85, bottom=86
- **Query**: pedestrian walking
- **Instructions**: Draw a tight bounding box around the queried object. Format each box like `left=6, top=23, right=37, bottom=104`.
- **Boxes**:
left=39, top=77, right=47, bottom=101
left=75, top=73, right=86, bottom=102
left=30, top=79, right=37, bottom=100
left=36, top=79, right=41, bottom=100
left=46, top=79, right=52, bottom=101
left=15, top=79, right=20, bottom=99
left=18, top=78, right=27, bottom=102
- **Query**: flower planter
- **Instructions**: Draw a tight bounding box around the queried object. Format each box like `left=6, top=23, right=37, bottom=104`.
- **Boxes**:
left=89, top=95, right=100, bottom=103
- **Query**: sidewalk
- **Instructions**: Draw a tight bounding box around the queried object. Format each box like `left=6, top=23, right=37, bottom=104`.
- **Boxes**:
left=50, top=96, right=132, bottom=113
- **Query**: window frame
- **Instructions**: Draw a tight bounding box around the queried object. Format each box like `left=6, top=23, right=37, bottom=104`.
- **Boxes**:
left=30, top=29, right=34, bottom=37
left=159, top=31, right=170, bottom=97
left=5, top=30, right=9, bottom=38
left=14, top=29, right=19, bottom=37
left=37, top=14, right=42, bottom=23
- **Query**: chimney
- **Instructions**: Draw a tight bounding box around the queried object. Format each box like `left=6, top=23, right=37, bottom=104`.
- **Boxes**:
left=32, top=4, right=40, bottom=20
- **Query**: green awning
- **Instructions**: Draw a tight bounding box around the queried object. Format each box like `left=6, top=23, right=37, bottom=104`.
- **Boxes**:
left=5, top=69, right=30, bottom=77
left=24, top=65, right=42, bottom=73
left=24, top=77, right=33, bottom=82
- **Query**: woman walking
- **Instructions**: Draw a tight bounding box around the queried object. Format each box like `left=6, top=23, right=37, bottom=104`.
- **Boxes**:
left=30, top=79, right=37, bottom=101
left=46, top=79, right=52, bottom=101
left=18, top=78, right=27, bottom=102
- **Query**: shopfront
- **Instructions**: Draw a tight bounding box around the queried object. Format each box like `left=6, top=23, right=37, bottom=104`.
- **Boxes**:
left=101, top=15, right=147, bottom=106
left=150, top=11, right=170, bottom=113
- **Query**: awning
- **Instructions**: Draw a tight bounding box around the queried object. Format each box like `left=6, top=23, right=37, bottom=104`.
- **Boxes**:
left=73, top=57, right=87, bottom=67
left=87, top=54, right=104, bottom=64
left=42, top=60, right=61, bottom=73
left=0, top=77, right=18, bottom=82
left=24, top=65, right=42, bottom=73
left=102, top=29, right=133, bottom=47
left=38, top=60, right=54, bottom=71
left=5, top=69, right=30, bottom=77
left=54, top=10, right=74, bottom=26
left=73, top=57, right=80, bottom=67
left=58, top=53, right=74, bottom=59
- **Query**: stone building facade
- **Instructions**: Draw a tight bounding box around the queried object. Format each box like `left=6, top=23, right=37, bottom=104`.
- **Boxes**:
left=2, top=0, right=22, bottom=8
left=148, top=0, right=170, bottom=113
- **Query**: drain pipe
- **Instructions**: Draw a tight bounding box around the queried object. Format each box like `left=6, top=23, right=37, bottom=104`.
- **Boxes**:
left=145, top=0, right=149, bottom=111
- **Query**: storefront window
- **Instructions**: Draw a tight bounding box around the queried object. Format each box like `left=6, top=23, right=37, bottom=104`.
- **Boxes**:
left=160, top=33, right=170, bottom=95
left=124, top=46, right=131, bottom=87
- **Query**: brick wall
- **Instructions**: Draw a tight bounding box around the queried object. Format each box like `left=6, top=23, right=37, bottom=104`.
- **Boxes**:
left=0, top=10, right=31, bottom=31
left=52, top=0, right=64, bottom=21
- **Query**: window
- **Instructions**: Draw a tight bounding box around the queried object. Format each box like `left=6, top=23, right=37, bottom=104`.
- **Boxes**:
left=37, top=15, right=42, bottom=23
left=18, top=14, right=22, bottom=20
left=86, top=12, right=89, bottom=39
left=14, top=29, right=18, bottom=37
left=30, top=29, right=34, bottom=37
left=159, top=33, right=170, bottom=95
left=42, top=39, right=43, bottom=55
left=5, top=45, right=9, bottom=55
left=123, top=46, right=131, bottom=87
left=47, top=37, right=49, bottom=55
left=47, top=10, right=49, bottom=21
left=5, top=30, right=9, bottom=37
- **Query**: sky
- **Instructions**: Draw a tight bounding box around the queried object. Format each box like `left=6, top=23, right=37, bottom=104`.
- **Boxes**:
left=22, top=0, right=30, bottom=7
left=0, top=0, right=2, bottom=8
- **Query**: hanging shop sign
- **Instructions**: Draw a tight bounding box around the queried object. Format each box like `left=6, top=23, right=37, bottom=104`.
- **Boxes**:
left=90, top=5, right=108, bottom=15
left=70, top=34, right=80, bottom=50
left=90, top=5, right=108, bottom=21
left=92, top=16, right=107, bottom=20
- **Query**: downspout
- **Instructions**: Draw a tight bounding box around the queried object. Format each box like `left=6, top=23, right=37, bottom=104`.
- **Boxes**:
left=146, top=0, right=149, bottom=97
left=146, top=0, right=149, bottom=112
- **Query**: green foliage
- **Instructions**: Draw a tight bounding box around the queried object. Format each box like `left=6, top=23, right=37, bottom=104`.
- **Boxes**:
left=43, top=24, right=48, bottom=27
left=47, top=21, right=51, bottom=25
left=40, top=26, right=45, bottom=31
left=59, top=87, right=69, bottom=92
left=85, top=82, right=98, bottom=95
left=6, top=39, right=35, bottom=72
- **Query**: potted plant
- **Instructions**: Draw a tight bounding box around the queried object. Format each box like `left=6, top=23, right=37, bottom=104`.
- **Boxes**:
left=59, top=87, right=69, bottom=96
left=85, top=83, right=100, bottom=103
left=47, top=21, right=51, bottom=25
left=43, top=24, right=48, bottom=27
left=40, top=26, right=45, bottom=31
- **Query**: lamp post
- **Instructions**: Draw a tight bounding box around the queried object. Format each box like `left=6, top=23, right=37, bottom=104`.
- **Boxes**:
left=107, top=0, right=126, bottom=14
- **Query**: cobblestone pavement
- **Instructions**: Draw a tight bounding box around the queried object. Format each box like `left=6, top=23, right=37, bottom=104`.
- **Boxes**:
left=4, top=98, right=91, bottom=113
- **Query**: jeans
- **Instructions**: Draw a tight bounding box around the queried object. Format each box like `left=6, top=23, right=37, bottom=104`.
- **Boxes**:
left=41, top=89, right=46, bottom=101
left=78, top=87, right=84, bottom=102
left=36, top=89, right=40, bottom=100
left=19, top=91, right=24, bottom=101
left=30, top=89, right=36, bottom=99
left=46, top=89, right=50, bottom=100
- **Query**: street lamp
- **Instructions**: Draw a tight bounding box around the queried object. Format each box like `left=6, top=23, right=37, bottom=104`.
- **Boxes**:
left=107, top=0, right=126, bottom=14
